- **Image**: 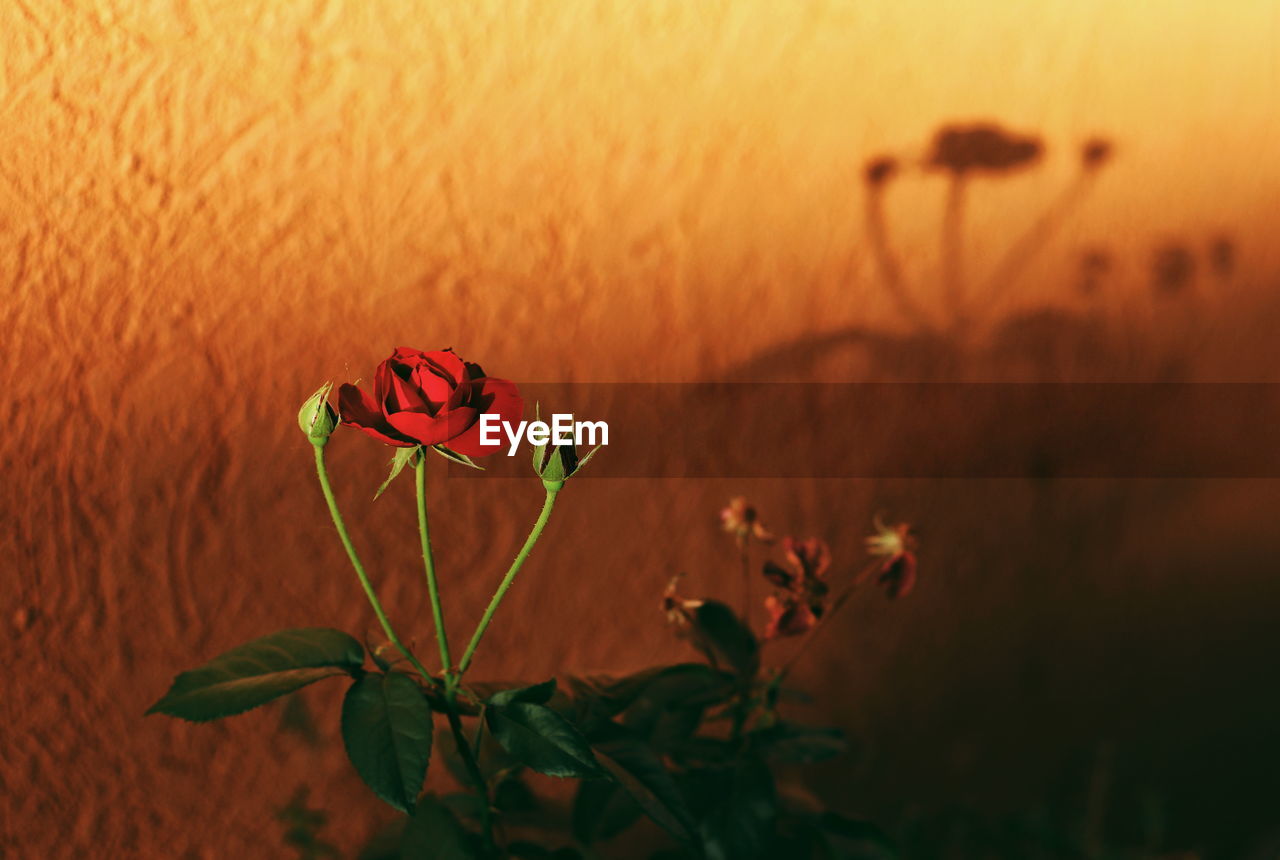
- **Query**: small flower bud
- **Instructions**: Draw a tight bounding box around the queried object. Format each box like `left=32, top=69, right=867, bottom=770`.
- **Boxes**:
left=298, top=382, right=339, bottom=447
left=531, top=405, right=599, bottom=491
left=532, top=443, right=575, bottom=490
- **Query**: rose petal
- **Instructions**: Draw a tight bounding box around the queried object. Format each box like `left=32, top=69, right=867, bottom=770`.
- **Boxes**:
left=447, top=378, right=523, bottom=457
left=413, top=364, right=455, bottom=408
left=389, top=346, right=426, bottom=363
left=338, top=383, right=416, bottom=447
left=373, top=358, right=395, bottom=405
left=421, top=349, right=466, bottom=382
left=387, top=368, right=433, bottom=414
left=386, top=406, right=478, bottom=447
left=762, top=561, right=796, bottom=590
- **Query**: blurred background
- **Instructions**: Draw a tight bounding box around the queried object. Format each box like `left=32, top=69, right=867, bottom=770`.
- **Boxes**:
left=2, top=1, right=1279, bottom=857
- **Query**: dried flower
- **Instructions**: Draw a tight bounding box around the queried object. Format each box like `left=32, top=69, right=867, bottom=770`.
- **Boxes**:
left=877, top=552, right=918, bottom=599
left=866, top=515, right=910, bottom=557
left=764, top=595, right=819, bottom=640
left=720, top=497, right=773, bottom=547
left=784, top=537, right=830, bottom=582
left=761, top=536, right=831, bottom=639
left=866, top=515, right=918, bottom=599
left=662, top=575, right=702, bottom=628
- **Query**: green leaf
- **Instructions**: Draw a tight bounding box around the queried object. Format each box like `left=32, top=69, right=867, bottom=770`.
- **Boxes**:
left=432, top=444, right=484, bottom=470
left=399, top=794, right=474, bottom=859
left=690, top=600, right=760, bottom=678
left=493, top=774, right=539, bottom=813
left=486, top=702, right=606, bottom=779
left=588, top=722, right=695, bottom=842
left=438, top=792, right=488, bottom=823
left=601, top=665, right=735, bottom=746
left=573, top=445, right=601, bottom=474
left=376, top=446, right=419, bottom=500
left=692, top=758, right=777, bottom=860
left=342, top=672, right=434, bottom=813
left=666, top=736, right=736, bottom=768
left=752, top=723, right=848, bottom=764
left=488, top=679, right=557, bottom=708
left=572, top=778, right=643, bottom=845
left=568, top=664, right=736, bottom=720
left=633, top=704, right=704, bottom=754
left=147, top=628, right=364, bottom=722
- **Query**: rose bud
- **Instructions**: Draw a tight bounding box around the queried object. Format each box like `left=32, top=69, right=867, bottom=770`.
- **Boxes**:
left=531, top=404, right=600, bottom=491
left=338, top=347, right=522, bottom=457
left=298, top=382, right=339, bottom=447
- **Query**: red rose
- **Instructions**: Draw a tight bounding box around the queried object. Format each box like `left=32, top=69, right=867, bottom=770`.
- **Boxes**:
left=338, top=347, right=522, bottom=456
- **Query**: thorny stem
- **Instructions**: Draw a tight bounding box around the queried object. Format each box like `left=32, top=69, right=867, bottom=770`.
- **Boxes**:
left=315, top=446, right=492, bottom=850
left=414, top=455, right=453, bottom=682
left=412, top=454, right=493, bottom=849
left=458, top=488, right=559, bottom=676
left=445, top=693, right=493, bottom=848
left=313, top=445, right=434, bottom=686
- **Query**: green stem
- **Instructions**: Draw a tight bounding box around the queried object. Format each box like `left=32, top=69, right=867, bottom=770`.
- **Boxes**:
left=409, top=454, right=491, bottom=849
left=445, top=690, right=493, bottom=848
left=414, top=455, right=453, bottom=679
left=457, top=488, right=559, bottom=676
left=313, top=445, right=434, bottom=686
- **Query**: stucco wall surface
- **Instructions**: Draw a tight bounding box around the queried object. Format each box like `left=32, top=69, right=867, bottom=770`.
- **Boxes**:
left=3, top=2, right=1280, bottom=857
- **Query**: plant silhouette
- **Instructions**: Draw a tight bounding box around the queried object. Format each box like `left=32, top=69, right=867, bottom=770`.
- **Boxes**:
left=726, top=121, right=1235, bottom=383
left=925, top=122, right=1044, bottom=327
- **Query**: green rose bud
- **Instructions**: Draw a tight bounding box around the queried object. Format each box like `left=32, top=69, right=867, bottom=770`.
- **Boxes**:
left=531, top=404, right=600, bottom=491
left=298, top=382, right=339, bottom=447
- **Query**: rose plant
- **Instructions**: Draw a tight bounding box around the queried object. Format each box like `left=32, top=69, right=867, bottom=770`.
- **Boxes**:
left=149, top=347, right=916, bottom=859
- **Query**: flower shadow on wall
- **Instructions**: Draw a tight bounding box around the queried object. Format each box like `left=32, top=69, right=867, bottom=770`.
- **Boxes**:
left=729, top=120, right=1239, bottom=384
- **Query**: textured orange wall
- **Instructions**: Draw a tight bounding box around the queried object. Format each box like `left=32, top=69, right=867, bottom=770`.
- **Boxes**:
left=4, top=1, right=1280, bottom=856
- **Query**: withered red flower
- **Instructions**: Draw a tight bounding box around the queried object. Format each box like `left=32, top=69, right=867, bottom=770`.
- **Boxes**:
left=761, top=536, right=831, bottom=639
left=662, top=575, right=702, bottom=628
left=338, top=347, right=522, bottom=456
left=784, top=537, right=830, bottom=582
left=720, top=497, right=774, bottom=547
left=877, top=551, right=918, bottom=599
left=764, top=595, right=819, bottom=639
left=866, top=515, right=919, bottom=599
left=764, top=537, right=830, bottom=592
